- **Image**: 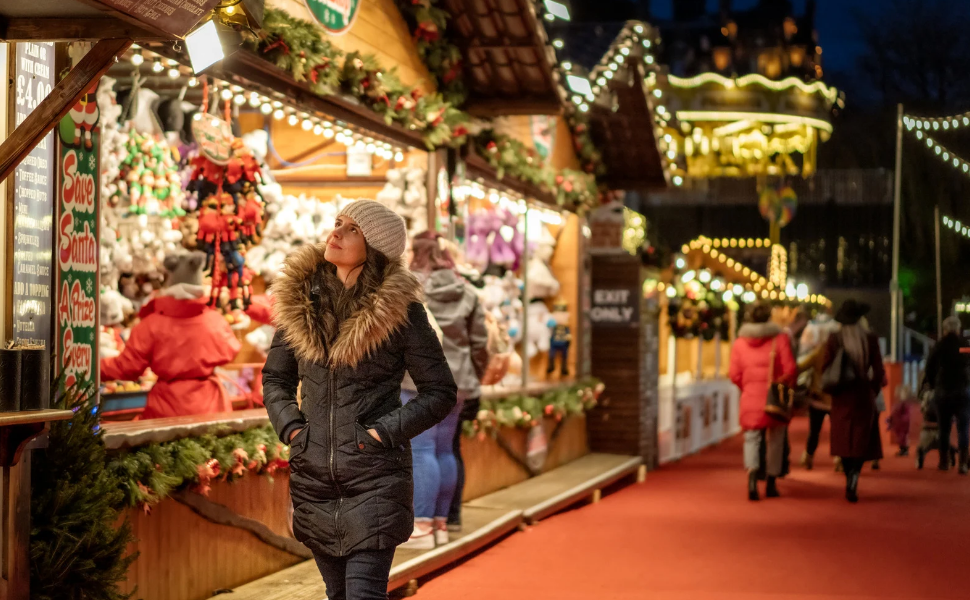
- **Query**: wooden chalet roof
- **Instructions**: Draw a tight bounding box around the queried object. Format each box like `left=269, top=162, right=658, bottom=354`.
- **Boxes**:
left=441, top=0, right=564, bottom=117
left=582, top=22, right=667, bottom=192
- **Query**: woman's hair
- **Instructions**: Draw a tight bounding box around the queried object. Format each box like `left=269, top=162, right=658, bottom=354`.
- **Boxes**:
left=841, top=323, right=870, bottom=375
left=410, top=231, right=455, bottom=273
left=315, top=244, right=390, bottom=350
left=744, top=300, right=773, bottom=324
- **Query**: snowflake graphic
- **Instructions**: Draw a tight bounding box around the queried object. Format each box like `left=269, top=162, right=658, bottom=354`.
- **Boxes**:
left=88, top=154, right=96, bottom=171
left=86, top=279, right=93, bottom=295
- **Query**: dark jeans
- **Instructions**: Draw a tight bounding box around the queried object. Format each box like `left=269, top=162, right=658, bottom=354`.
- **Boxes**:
left=448, top=396, right=481, bottom=525
left=313, top=548, right=395, bottom=600
left=806, top=406, right=828, bottom=456
left=936, top=396, right=970, bottom=465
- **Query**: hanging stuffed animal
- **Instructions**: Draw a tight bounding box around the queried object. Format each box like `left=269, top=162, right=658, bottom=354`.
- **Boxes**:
left=526, top=226, right=560, bottom=300
left=465, top=211, right=491, bottom=272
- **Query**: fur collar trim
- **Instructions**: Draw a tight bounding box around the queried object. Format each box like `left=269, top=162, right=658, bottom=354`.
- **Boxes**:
left=271, top=243, right=422, bottom=367
left=737, top=322, right=782, bottom=339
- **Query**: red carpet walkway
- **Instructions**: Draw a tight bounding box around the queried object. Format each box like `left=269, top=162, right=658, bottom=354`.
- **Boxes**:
left=415, top=417, right=970, bottom=600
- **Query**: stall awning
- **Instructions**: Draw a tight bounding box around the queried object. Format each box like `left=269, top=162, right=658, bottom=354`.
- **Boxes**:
left=0, top=0, right=214, bottom=41
left=440, top=0, right=564, bottom=117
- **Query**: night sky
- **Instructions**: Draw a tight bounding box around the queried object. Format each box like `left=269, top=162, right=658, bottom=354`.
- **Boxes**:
left=649, top=0, right=879, bottom=74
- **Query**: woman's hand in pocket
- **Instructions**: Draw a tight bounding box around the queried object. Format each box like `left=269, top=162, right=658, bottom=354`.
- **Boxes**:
left=289, top=428, right=304, bottom=443
left=367, top=428, right=382, bottom=443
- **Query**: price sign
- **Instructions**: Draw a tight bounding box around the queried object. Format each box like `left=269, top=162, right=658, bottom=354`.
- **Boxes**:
left=12, top=42, right=55, bottom=349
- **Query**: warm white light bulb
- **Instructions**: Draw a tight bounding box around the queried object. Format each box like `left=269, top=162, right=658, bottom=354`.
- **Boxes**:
left=394, top=151, right=405, bottom=162
left=302, top=118, right=314, bottom=131
left=131, top=51, right=145, bottom=66
left=287, top=113, right=299, bottom=126
left=220, top=87, right=233, bottom=101
left=168, top=67, right=180, bottom=79
left=152, top=58, right=164, bottom=73
left=260, top=103, right=273, bottom=115
left=324, top=128, right=335, bottom=139
left=233, top=94, right=246, bottom=105
left=273, top=109, right=285, bottom=120
left=248, top=93, right=261, bottom=108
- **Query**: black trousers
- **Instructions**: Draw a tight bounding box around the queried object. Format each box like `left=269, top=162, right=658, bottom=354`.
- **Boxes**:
left=841, top=457, right=865, bottom=476
left=806, top=406, right=829, bottom=456
left=313, top=548, right=396, bottom=600
left=936, top=398, right=970, bottom=466
left=448, top=396, right=481, bottom=525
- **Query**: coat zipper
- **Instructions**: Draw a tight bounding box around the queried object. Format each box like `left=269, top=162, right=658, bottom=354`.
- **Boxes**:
left=329, top=370, right=344, bottom=555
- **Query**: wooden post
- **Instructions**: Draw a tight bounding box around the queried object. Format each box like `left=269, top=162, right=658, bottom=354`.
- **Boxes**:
left=0, top=38, right=131, bottom=186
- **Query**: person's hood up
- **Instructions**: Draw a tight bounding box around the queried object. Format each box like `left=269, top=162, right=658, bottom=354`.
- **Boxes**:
left=737, top=322, right=781, bottom=346
left=423, top=269, right=465, bottom=303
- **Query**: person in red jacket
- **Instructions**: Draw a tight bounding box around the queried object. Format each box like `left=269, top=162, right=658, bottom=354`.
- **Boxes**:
left=729, top=300, right=797, bottom=501
left=101, top=251, right=241, bottom=419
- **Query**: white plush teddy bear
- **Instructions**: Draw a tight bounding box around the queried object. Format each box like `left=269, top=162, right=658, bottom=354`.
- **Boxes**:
left=526, top=227, right=560, bottom=300
left=99, top=288, right=134, bottom=359
left=525, top=301, right=551, bottom=358
left=376, top=169, right=405, bottom=208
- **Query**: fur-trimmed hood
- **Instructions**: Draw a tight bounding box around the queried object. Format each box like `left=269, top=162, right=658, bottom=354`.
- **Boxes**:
left=737, top=322, right=782, bottom=344
left=271, top=243, right=422, bottom=367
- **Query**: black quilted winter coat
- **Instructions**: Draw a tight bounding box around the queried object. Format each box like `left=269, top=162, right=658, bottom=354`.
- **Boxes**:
left=262, top=244, right=457, bottom=558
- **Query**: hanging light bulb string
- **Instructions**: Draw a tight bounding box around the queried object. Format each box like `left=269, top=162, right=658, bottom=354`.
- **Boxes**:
left=905, top=127, right=970, bottom=176
left=941, top=213, right=970, bottom=240
left=904, top=112, right=970, bottom=131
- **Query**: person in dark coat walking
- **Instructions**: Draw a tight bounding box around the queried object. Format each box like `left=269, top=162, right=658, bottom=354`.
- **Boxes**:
left=923, top=316, right=970, bottom=473
left=823, top=300, right=885, bottom=503
left=262, top=199, right=457, bottom=600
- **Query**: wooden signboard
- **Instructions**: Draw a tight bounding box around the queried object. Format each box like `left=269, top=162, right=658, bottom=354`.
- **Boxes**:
left=97, top=0, right=220, bottom=38
left=588, top=252, right=660, bottom=469
left=11, top=42, right=55, bottom=349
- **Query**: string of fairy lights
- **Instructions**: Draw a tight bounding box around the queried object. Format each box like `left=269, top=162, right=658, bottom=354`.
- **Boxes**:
left=903, top=114, right=970, bottom=178
left=905, top=112, right=970, bottom=242
left=126, top=45, right=410, bottom=161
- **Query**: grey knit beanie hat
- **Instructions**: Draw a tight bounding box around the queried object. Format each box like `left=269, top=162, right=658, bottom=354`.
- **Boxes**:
left=338, top=199, right=408, bottom=260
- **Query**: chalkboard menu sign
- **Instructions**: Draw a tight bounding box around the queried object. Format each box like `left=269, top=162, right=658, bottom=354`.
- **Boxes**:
left=12, top=42, right=55, bottom=349
left=99, top=0, right=220, bottom=37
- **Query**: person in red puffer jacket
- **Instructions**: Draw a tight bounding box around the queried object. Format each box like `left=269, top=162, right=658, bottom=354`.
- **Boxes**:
left=729, top=300, right=796, bottom=501
left=101, top=251, right=241, bottom=419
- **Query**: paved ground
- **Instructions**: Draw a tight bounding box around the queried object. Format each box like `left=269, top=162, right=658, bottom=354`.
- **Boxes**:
left=413, top=417, right=969, bottom=599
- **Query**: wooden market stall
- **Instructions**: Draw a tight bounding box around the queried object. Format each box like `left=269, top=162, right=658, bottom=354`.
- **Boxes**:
left=655, top=235, right=831, bottom=463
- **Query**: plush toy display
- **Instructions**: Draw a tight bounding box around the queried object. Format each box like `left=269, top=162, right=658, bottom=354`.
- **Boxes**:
left=526, top=225, right=560, bottom=300
left=525, top=299, right=551, bottom=359
left=99, top=288, right=134, bottom=360
left=546, top=300, right=571, bottom=376
left=376, top=167, right=428, bottom=237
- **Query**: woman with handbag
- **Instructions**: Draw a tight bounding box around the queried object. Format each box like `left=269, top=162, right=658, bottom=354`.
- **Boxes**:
left=821, top=300, right=886, bottom=502
left=729, top=301, right=797, bottom=501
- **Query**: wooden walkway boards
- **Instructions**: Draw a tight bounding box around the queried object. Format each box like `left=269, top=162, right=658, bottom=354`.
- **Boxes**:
left=213, top=453, right=642, bottom=599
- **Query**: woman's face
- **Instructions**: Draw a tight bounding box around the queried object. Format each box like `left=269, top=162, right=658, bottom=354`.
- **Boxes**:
left=325, top=215, right=367, bottom=267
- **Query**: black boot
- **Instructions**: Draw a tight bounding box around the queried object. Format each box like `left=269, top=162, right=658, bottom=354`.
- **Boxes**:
left=846, top=470, right=859, bottom=503
left=916, top=447, right=925, bottom=470
left=748, top=470, right=760, bottom=501
left=765, top=476, right=780, bottom=498
left=940, top=443, right=951, bottom=471
left=960, top=447, right=969, bottom=475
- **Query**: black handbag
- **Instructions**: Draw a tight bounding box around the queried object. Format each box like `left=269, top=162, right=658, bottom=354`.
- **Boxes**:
left=765, top=338, right=795, bottom=422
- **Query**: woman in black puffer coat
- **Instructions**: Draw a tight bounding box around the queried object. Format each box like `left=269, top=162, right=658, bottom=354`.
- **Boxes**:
left=262, top=199, right=457, bottom=600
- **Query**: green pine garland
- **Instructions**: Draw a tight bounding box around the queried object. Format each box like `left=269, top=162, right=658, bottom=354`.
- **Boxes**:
left=463, top=379, right=604, bottom=437
left=394, top=0, right=467, bottom=106
left=30, top=382, right=138, bottom=600
left=477, top=132, right=600, bottom=213
left=106, top=424, right=290, bottom=510
left=249, top=8, right=470, bottom=150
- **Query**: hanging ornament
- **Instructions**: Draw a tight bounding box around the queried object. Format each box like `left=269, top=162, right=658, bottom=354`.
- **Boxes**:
left=759, top=184, right=797, bottom=228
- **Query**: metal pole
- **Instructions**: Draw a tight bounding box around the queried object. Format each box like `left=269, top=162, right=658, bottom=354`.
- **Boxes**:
left=891, top=103, right=904, bottom=361
left=935, top=205, right=943, bottom=338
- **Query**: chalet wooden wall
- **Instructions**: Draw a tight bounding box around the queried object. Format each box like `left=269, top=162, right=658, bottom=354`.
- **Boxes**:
left=461, top=415, right=588, bottom=501
left=268, top=0, right=435, bottom=93
left=120, top=473, right=300, bottom=600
